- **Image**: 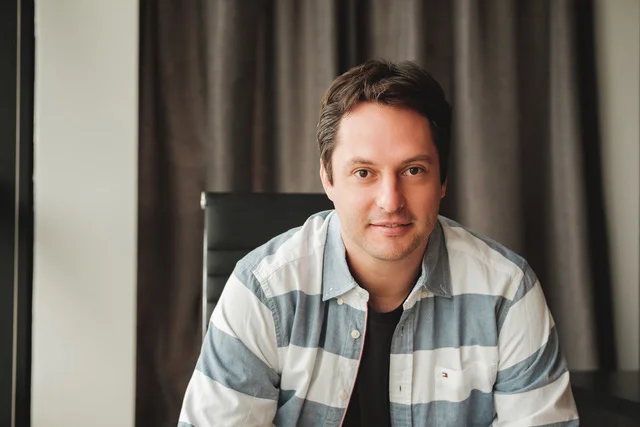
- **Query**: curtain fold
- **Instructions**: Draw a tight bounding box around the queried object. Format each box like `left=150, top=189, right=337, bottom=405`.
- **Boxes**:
left=137, top=1, right=613, bottom=425
left=137, top=2, right=207, bottom=426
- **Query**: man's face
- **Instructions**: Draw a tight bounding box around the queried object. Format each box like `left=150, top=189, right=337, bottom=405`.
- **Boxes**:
left=320, top=102, right=446, bottom=264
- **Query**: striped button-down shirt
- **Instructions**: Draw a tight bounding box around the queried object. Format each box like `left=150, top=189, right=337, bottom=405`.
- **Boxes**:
left=179, top=211, right=579, bottom=426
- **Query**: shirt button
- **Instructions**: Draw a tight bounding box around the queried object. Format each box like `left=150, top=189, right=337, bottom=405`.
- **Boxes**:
left=351, top=330, right=360, bottom=339
left=337, top=297, right=344, bottom=305
left=339, top=390, right=349, bottom=400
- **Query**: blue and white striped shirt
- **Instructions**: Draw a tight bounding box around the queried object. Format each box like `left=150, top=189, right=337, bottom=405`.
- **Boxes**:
left=179, top=211, right=579, bottom=426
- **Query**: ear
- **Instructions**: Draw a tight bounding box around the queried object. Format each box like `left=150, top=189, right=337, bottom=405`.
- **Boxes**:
left=319, top=161, right=334, bottom=202
left=440, top=180, right=447, bottom=199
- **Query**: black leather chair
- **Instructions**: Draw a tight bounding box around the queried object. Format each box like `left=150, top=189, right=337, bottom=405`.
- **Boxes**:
left=200, top=192, right=334, bottom=337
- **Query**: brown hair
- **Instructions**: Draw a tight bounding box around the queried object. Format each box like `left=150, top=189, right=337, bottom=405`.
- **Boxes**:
left=317, top=59, right=452, bottom=184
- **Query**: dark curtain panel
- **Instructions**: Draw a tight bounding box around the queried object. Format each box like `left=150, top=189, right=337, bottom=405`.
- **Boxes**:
left=137, top=0, right=615, bottom=425
left=137, top=2, right=207, bottom=426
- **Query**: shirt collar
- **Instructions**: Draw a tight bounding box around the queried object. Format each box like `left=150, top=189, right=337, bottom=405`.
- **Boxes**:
left=322, top=213, right=452, bottom=301
left=416, top=218, right=452, bottom=298
left=322, top=212, right=359, bottom=301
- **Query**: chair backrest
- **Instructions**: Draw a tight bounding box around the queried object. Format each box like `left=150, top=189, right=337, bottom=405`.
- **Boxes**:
left=201, top=192, right=334, bottom=337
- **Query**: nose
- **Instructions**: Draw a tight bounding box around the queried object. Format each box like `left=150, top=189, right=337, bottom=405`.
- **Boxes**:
left=376, top=175, right=405, bottom=213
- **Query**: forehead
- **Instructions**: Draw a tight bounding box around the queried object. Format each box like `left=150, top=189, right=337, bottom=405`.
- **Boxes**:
left=333, top=102, right=436, bottom=164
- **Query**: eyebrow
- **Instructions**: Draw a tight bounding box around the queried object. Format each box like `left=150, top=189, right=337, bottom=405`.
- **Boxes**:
left=347, top=155, right=434, bottom=167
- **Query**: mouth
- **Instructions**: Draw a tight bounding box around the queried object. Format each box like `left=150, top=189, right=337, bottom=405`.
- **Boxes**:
left=371, top=222, right=412, bottom=227
left=370, top=222, right=413, bottom=236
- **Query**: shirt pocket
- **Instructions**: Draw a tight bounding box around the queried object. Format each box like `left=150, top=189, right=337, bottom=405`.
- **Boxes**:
left=434, top=362, right=497, bottom=427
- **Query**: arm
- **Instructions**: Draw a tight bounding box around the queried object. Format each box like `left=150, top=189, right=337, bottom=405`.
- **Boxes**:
left=178, top=268, right=280, bottom=427
left=492, top=265, right=579, bottom=426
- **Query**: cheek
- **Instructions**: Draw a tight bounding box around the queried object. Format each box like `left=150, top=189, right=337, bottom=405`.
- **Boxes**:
left=406, top=186, right=442, bottom=210
left=332, top=187, right=373, bottom=216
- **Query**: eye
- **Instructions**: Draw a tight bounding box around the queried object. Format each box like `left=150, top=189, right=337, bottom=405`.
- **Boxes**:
left=404, top=167, right=425, bottom=176
left=355, top=169, right=370, bottom=178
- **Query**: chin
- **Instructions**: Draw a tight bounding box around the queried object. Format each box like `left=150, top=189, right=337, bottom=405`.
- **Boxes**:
left=367, top=244, right=417, bottom=262
left=373, top=253, right=412, bottom=262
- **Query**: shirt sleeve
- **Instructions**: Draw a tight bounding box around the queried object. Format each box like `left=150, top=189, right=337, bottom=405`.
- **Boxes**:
left=492, top=264, right=580, bottom=426
left=178, top=268, right=281, bottom=427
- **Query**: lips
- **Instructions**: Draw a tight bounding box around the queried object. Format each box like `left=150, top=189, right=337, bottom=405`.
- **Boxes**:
left=371, top=221, right=412, bottom=227
left=370, top=221, right=413, bottom=236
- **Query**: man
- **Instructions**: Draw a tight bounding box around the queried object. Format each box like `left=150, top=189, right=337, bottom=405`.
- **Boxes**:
left=179, top=60, right=579, bottom=426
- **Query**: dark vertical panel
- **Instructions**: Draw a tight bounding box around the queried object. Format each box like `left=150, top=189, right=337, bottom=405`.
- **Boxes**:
left=16, top=0, right=34, bottom=425
left=137, top=1, right=207, bottom=425
left=0, top=0, right=34, bottom=426
left=336, top=0, right=369, bottom=73
left=573, top=0, right=617, bottom=371
left=516, top=0, right=553, bottom=311
left=0, top=0, right=19, bottom=425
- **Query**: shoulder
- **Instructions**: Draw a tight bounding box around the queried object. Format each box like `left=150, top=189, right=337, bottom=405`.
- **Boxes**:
left=438, top=216, right=537, bottom=301
left=233, top=210, right=333, bottom=296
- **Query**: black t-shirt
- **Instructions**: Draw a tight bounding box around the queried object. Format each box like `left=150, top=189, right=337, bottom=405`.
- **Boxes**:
left=342, top=305, right=404, bottom=427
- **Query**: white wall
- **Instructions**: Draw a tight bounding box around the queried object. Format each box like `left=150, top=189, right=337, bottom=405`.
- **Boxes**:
left=594, top=0, right=639, bottom=370
left=32, top=1, right=138, bottom=426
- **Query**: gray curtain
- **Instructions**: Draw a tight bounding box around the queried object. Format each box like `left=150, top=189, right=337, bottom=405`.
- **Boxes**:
left=137, top=0, right=614, bottom=426
left=451, top=0, right=613, bottom=371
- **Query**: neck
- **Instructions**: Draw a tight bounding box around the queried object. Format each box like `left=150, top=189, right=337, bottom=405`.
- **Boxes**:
left=345, top=245, right=425, bottom=313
